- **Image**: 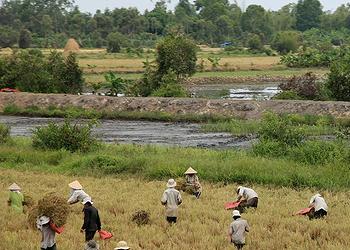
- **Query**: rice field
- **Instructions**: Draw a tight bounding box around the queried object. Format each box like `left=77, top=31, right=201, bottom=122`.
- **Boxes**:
left=1, top=168, right=350, bottom=249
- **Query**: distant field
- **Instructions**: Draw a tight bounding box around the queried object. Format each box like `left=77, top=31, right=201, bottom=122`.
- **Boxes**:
left=85, top=68, right=329, bottom=84
left=1, top=168, right=350, bottom=249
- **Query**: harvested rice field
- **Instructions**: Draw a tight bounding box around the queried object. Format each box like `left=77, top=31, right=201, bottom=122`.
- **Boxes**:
left=1, top=169, right=350, bottom=249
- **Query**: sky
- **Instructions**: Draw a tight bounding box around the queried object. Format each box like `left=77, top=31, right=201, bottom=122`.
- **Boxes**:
left=74, top=0, right=350, bottom=14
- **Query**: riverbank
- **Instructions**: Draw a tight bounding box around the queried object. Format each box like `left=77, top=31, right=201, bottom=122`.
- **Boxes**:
left=2, top=93, right=350, bottom=119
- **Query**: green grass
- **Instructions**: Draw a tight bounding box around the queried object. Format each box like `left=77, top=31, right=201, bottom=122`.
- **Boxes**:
left=84, top=68, right=329, bottom=84
left=1, top=138, right=350, bottom=190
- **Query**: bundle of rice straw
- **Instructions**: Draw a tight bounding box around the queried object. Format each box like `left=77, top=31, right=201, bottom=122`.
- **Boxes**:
left=175, top=179, right=186, bottom=191
left=23, top=194, right=35, bottom=208
left=28, top=193, right=70, bottom=229
left=27, top=206, right=39, bottom=229
left=131, top=210, right=150, bottom=226
left=64, top=38, right=80, bottom=53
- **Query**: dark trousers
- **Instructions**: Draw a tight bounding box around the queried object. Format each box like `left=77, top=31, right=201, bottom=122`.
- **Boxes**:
left=166, top=217, right=177, bottom=224
left=234, top=243, right=244, bottom=250
left=308, top=208, right=327, bottom=220
left=237, top=197, right=258, bottom=213
left=41, top=243, right=57, bottom=250
left=85, top=230, right=97, bottom=241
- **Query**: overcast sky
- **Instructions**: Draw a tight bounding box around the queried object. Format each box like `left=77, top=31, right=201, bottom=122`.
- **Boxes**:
left=74, top=0, right=350, bottom=13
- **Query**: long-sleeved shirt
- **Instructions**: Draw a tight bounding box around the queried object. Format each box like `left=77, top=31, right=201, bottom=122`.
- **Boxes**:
left=228, top=218, right=250, bottom=245
left=82, top=205, right=101, bottom=232
left=67, top=189, right=90, bottom=204
left=310, top=195, right=328, bottom=212
left=40, top=224, right=56, bottom=249
left=185, top=175, right=202, bottom=192
left=237, top=187, right=258, bottom=201
left=161, top=188, right=182, bottom=217
left=8, top=191, right=24, bottom=213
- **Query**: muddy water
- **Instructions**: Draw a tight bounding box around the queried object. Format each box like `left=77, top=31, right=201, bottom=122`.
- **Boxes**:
left=0, top=116, right=254, bottom=149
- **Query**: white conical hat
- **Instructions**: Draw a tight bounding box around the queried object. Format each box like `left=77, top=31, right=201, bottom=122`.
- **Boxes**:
left=184, top=167, right=197, bottom=175
left=8, top=183, right=21, bottom=191
left=68, top=180, right=82, bottom=189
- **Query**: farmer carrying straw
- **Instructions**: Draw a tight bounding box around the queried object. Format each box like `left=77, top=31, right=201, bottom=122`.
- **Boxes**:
left=161, top=179, right=182, bottom=224
left=81, top=197, right=101, bottom=242
left=236, top=186, right=258, bottom=213
left=228, top=210, right=250, bottom=250
left=67, top=180, right=91, bottom=205
left=184, top=167, right=202, bottom=199
left=7, top=183, right=24, bottom=213
left=307, top=194, right=328, bottom=220
left=37, top=216, right=57, bottom=250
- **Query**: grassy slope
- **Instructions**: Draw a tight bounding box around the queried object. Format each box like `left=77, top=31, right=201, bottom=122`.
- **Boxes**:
left=1, top=139, right=349, bottom=190
left=1, top=168, right=350, bottom=249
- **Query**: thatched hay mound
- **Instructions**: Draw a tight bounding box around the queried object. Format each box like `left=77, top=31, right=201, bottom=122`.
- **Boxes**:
left=27, top=193, right=70, bottom=229
left=131, top=210, right=150, bottom=226
left=64, top=38, right=80, bottom=53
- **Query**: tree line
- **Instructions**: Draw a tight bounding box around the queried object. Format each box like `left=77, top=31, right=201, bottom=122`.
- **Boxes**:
left=1, top=0, right=350, bottom=50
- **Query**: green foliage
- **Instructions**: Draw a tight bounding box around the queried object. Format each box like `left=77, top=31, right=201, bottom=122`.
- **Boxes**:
left=106, top=32, right=125, bottom=53
left=0, top=50, right=83, bottom=93
left=273, top=90, right=303, bottom=100
left=18, top=29, right=32, bottom=49
left=258, top=112, right=305, bottom=146
left=32, top=119, right=98, bottom=152
left=326, top=54, right=350, bottom=101
left=0, top=25, right=18, bottom=48
left=207, top=56, right=221, bottom=70
left=156, top=33, right=197, bottom=79
left=247, top=34, right=263, bottom=51
left=151, top=70, right=188, bottom=97
left=104, top=72, right=127, bottom=95
left=272, top=31, right=301, bottom=54
left=296, top=0, right=323, bottom=31
left=0, top=123, right=10, bottom=144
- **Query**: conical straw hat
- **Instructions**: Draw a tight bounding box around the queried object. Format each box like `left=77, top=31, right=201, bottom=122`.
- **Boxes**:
left=8, top=183, right=21, bottom=190
left=68, top=180, right=82, bottom=189
left=184, top=167, right=197, bottom=175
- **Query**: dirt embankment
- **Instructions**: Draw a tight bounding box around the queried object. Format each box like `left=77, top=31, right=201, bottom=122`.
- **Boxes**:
left=1, top=92, right=350, bottom=119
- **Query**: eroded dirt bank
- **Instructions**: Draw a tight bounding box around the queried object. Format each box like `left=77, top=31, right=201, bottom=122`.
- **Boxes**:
left=1, top=92, right=350, bottom=119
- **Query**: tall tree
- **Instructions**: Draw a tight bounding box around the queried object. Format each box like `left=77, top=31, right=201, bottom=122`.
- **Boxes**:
left=296, top=0, right=323, bottom=31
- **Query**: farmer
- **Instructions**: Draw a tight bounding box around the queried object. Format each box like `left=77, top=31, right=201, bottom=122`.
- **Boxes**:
left=7, top=183, right=24, bottom=213
left=81, top=197, right=101, bottom=242
left=161, top=179, right=182, bottom=224
left=67, top=180, right=91, bottom=205
left=84, top=240, right=100, bottom=250
left=236, top=186, right=258, bottom=212
left=114, top=241, right=130, bottom=250
left=184, top=167, right=202, bottom=199
left=228, top=210, right=250, bottom=250
left=307, top=193, right=328, bottom=220
left=37, top=216, right=57, bottom=250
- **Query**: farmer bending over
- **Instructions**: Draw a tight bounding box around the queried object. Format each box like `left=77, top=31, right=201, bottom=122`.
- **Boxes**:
left=184, top=167, right=202, bottom=199
left=307, top=194, right=328, bottom=220
left=161, top=179, right=182, bottom=224
left=37, top=216, right=57, bottom=250
left=67, top=180, right=91, bottom=205
left=228, top=210, right=250, bottom=250
left=7, top=183, right=24, bottom=213
left=236, top=186, right=258, bottom=213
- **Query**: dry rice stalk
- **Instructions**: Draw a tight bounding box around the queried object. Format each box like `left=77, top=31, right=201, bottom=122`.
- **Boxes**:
left=27, top=206, right=39, bottom=229
left=37, top=192, right=70, bottom=227
left=131, top=210, right=150, bottom=226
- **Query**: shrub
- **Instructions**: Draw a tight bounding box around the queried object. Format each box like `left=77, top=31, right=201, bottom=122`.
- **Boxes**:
left=106, top=32, right=125, bottom=53
left=247, top=34, right=263, bottom=51
left=258, top=112, right=305, bottom=146
left=326, top=54, right=350, bottom=101
left=32, top=119, right=98, bottom=152
left=18, top=29, right=32, bottom=49
left=273, top=90, right=303, bottom=100
left=156, top=32, right=197, bottom=79
left=104, top=72, right=128, bottom=96
left=0, top=123, right=10, bottom=144
left=151, top=70, right=188, bottom=97
left=272, top=31, right=301, bottom=55
left=278, top=72, right=327, bottom=100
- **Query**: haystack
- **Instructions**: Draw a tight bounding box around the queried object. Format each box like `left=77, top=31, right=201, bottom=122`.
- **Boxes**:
left=131, top=210, right=150, bottom=226
left=27, top=193, right=70, bottom=229
left=64, top=38, right=80, bottom=53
